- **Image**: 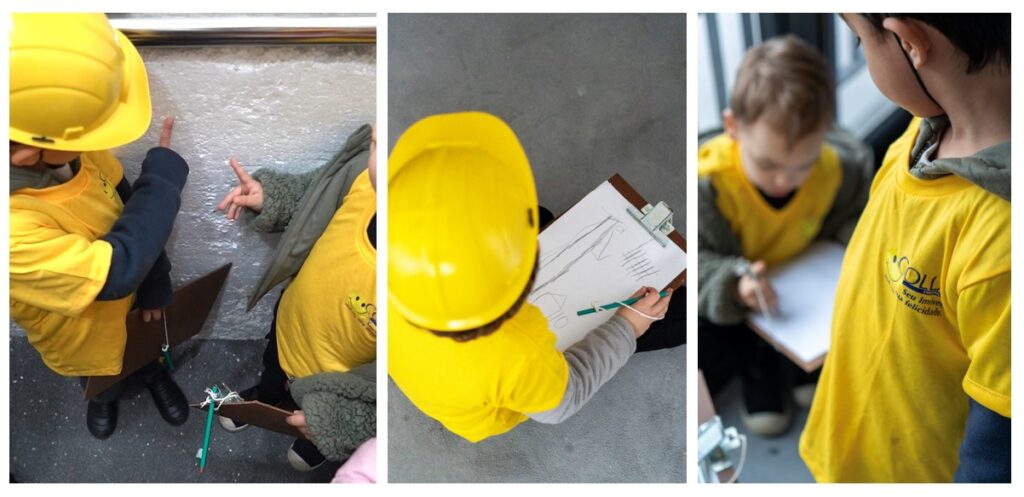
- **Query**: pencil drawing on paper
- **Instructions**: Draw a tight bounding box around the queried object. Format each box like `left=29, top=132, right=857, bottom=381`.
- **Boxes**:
left=526, top=180, right=687, bottom=350
left=532, top=208, right=625, bottom=295
left=622, top=240, right=660, bottom=282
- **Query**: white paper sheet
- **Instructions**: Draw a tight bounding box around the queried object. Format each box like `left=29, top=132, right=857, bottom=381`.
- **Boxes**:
left=529, top=181, right=687, bottom=350
left=748, top=241, right=846, bottom=366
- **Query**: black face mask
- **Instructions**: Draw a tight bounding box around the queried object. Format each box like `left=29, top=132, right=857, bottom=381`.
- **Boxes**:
left=893, top=32, right=943, bottom=113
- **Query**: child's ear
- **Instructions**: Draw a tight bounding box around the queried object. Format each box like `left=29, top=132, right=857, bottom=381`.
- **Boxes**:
left=722, top=108, right=738, bottom=140
left=883, top=17, right=932, bottom=69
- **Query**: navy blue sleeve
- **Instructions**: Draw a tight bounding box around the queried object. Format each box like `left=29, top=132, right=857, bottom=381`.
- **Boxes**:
left=134, top=251, right=173, bottom=309
left=954, top=398, right=1011, bottom=482
left=95, top=147, right=188, bottom=301
left=107, top=176, right=175, bottom=309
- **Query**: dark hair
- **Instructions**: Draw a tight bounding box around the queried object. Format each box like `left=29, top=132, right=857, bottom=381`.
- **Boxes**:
left=861, top=14, right=1010, bottom=73
left=428, top=260, right=539, bottom=342
left=730, top=35, right=835, bottom=147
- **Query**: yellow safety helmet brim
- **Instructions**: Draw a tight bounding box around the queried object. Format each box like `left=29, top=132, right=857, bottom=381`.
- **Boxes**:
left=389, top=112, right=539, bottom=332
left=10, top=14, right=152, bottom=152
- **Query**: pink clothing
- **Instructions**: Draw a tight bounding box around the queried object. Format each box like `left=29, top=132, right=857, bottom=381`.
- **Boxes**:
left=332, top=438, right=376, bottom=483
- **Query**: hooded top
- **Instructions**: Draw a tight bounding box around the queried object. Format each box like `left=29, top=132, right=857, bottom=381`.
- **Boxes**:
left=908, top=115, right=1010, bottom=201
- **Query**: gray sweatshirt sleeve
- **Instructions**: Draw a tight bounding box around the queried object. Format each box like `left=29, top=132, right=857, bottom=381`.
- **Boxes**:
left=527, top=315, right=636, bottom=424
left=817, top=128, right=874, bottom=245
left=696, top=177, right=748, bottom=326
left=248, top=166, right=322, bottom=233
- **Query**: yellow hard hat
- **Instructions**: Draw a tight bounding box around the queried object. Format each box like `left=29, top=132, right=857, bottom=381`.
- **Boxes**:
left=389, top=112, right=539, bottom=332
left=9, top=13, right=152, bottom=152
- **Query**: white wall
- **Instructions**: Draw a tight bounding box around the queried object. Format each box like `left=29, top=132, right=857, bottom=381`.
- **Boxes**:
left=11, top=44, right=376, bottom=340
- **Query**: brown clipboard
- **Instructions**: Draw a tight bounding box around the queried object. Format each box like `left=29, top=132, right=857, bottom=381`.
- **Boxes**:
left=607, top=173, right=687, bottom=289
left=746, top=320, right=825, bottom=373
left=190, top=400, right=307, bottom=440
left=84, top=263, right=233, bottom=399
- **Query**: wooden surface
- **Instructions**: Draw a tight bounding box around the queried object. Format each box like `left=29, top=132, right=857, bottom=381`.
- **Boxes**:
left=191, top=400, right=307, bottom=440
left=85, top=264, right=233, bottom=399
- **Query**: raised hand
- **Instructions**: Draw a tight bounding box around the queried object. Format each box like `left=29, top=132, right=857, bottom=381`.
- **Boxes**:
left=217, top=157, right=265, bottom=219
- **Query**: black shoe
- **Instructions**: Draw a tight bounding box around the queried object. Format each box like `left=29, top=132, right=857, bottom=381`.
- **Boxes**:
left=87, top=400, right=118, bottom=439
left=218, top=386, right=258, bottom=432
left=287, top=438, right=326, bottom=472
left=142, top=366, right=189, bottom=426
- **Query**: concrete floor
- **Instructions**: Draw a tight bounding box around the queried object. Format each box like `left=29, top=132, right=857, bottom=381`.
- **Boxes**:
left=9, top=337, right=339, bottom=483
left=388, top=346, right=685, bottom=483
left=711, top=378, right=814, bottom=483
left=386, top=13, right=687, bottom=483
left=388, top=13, right=687, bottom=221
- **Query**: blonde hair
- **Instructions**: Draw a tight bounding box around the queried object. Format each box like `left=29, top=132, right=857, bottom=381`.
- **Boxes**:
left=730, top=35, right=835, bottom=147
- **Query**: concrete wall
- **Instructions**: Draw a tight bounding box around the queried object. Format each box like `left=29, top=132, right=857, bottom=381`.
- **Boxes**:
left=11, top=44, right=376, bottom=340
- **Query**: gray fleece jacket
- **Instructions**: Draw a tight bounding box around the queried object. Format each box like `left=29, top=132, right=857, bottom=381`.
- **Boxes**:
left=698, top=127, right=875, bottom=326
left=290, top=362, right=376, bottom=462
left=246, top=124, right=372, bottom=310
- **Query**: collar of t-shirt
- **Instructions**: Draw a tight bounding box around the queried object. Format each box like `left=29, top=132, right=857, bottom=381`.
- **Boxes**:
left=757, top=187, right=796, bottom=209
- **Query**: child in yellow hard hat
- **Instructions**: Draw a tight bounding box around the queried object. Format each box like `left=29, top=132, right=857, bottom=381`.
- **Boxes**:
left=388, top=112, right=673, bottom=443
left=801, top=14, right=1010, bottom=482
left=9, top=13, right=190, bottom=439
left=697, top=35, right=873, bottom=437
left=216, top=125, right=377, bottom=471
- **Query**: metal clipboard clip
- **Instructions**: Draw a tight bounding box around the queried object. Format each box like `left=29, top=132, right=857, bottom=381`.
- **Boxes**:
left=627, top=201, right=674, bottom=247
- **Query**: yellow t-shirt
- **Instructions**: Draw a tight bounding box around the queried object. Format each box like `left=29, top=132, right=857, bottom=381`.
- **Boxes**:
left=697, top=134, right=842, bottom=265
left=9, top=151, right=134, bottom=376
left=389, top=303, right=569, bottom=442
left=800, top=118, right=1011, bottom=482
left=276, top=170, right=377, bottom=378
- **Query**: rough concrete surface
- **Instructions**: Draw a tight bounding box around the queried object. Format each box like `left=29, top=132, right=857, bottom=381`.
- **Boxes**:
left=388, top=346, right=685, bottom=483
left=388, top=13, right=687, bottom=219
left=9, top=337, right=339, bottom=483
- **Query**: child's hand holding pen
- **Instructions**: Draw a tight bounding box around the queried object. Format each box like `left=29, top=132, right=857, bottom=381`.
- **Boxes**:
left=615, top=286, right=673, bottom=338
left=736, top=260, right=777, bottom=316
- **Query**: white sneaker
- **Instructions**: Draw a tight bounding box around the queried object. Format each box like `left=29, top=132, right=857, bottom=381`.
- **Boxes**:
left=792, top=384, right=816, bottom=409
left=287, top=439, right=327, bottom=472
left=217, top=415, right=249, bottom=432
left=740, top=402, right=792, bottom=437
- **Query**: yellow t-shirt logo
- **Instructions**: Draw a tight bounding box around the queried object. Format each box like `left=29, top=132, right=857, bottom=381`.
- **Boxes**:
left=882, top=249, right=942, bottom=317
left=345, top=294, right=377, bottom=335
left=99, top=173, right=116, bottom=201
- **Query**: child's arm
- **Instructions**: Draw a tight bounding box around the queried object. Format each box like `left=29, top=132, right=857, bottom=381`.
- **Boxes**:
left=94, top=119, right=189, bottom=301
left=955, top=398, right=1011, bottom=482
left=818, top=128, right=874, bottom=244
left=955, top=270, right=1011, bottom=482
left=529, top=289, right=672, bottom=424
left=696, top=178, right=751, bottom=325
left=249, top=166, right=321, bottom=233
left=218, top=125, right=374, bottom=233
left=217, top=158, right=321, bottom=234
left=95, top=147, right=186, bottom=300
left=526, top=315, right=636, bottom=424
left=106, top=174, right=174, bottom=313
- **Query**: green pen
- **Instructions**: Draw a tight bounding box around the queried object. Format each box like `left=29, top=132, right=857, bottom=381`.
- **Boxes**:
left=577, top=290, right=670, bottom=316
left=199, top=385, right=218, bottom=474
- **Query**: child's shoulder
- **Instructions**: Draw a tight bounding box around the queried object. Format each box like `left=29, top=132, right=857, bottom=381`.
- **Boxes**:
left=696, top=133, right=737, bottom=178
left=81, top=150, right=124, bottom=184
